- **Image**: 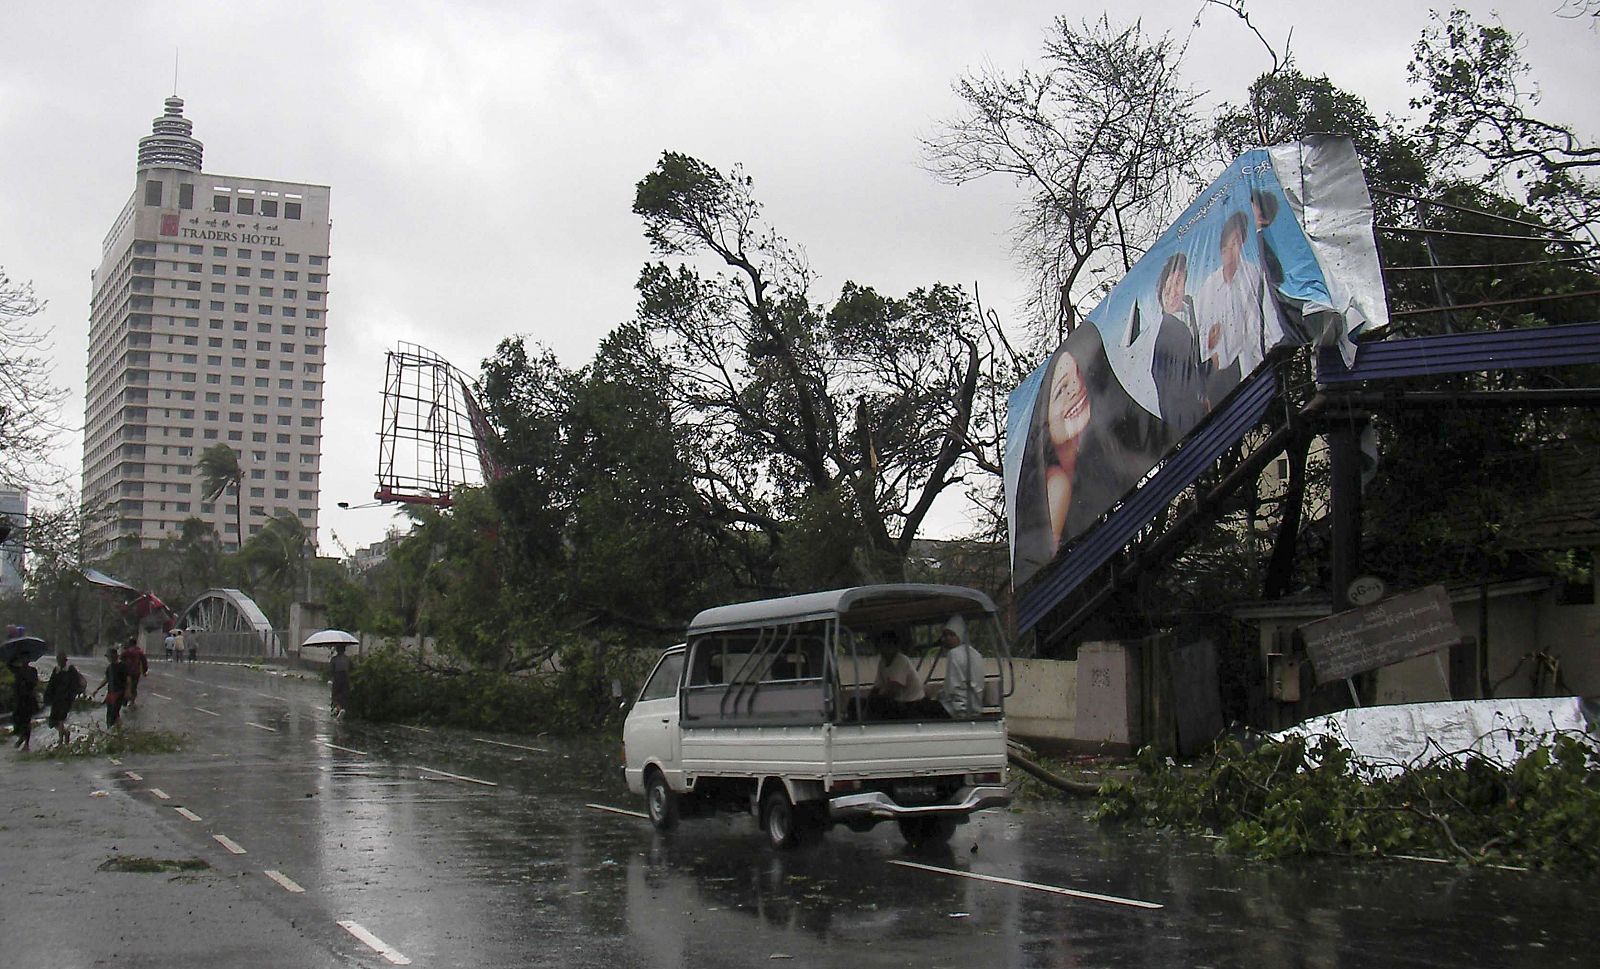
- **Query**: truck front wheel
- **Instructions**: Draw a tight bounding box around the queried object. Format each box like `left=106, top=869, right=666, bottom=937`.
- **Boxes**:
left=646, top=770, right=679, bottom=832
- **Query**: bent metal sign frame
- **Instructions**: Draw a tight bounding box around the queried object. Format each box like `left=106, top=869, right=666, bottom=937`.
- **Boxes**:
left=1003, top=137, right=1387, bottom=588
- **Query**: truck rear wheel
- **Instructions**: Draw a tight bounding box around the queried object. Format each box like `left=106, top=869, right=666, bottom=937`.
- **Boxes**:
left=646, top=770, right=679, bottom=832
left=762, top=787, right=801, bottom=850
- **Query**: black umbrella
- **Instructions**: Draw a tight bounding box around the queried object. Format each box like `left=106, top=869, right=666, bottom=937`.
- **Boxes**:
left=0, top=636, right=49, bottom=665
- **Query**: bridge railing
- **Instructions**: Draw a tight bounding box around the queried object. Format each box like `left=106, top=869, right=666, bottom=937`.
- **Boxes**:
left=180, top=629, right=286, bottom=664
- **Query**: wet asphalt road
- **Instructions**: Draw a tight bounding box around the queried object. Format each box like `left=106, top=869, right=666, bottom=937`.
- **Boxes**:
left=92, top=662, right=1594, bottom=968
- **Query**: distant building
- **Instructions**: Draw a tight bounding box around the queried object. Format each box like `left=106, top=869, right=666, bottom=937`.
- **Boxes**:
left=0, top=488, right=26, bottom=596
left=350, top=529, right=405, bottom=573
left=83, top=97, right=331, bottom=552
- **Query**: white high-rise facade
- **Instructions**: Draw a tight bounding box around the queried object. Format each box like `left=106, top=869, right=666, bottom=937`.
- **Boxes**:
left=84, top=98, right=330, bottom=551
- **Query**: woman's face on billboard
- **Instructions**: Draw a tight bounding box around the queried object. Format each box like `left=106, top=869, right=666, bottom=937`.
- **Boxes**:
left=1047, top=349, right=1092, bottom=448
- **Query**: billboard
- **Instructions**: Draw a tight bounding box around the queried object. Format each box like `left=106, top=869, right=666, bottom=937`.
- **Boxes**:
left=1006, top=137, right=1387, bottom=587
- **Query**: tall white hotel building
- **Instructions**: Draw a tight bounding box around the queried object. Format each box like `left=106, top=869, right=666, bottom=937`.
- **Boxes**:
left=84, top=98, right=330, bottom=551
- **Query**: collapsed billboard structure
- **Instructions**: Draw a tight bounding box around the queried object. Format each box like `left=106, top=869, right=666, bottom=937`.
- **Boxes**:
left=1005, top=137, right=1389, bottom=591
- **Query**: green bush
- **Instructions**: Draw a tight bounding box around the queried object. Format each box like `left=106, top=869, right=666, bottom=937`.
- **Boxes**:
left=346, top=642, right=652, bottom=734
left=1093, top=732, right=1600, bottom=870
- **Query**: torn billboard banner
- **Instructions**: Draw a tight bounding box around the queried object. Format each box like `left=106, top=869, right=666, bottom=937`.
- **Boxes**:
left=1005, top=137, right=1387, bottom=588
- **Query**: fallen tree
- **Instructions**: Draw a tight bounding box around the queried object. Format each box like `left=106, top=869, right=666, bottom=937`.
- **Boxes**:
left=1093, top=731, right=1600, bottom=870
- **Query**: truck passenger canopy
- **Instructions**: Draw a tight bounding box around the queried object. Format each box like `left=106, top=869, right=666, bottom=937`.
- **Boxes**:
left=680, top=585, right=1009, bottom=727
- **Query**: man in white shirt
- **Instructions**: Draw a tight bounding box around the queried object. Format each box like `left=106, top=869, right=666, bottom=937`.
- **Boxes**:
left=938, top=615, right=985, bottom=718
left=867, top=630, right=924, bottom=719
left=1194, top=210, right=1285, bottom=380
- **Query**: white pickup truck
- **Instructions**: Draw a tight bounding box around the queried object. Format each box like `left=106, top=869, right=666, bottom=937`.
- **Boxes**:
left=622, top=584, right=1013, bottom=849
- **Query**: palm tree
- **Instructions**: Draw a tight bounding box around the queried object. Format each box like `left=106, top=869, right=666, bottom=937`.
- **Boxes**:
left=241, top=513, right=310, bottom=622
left=197, top=444, right=244, bottom=551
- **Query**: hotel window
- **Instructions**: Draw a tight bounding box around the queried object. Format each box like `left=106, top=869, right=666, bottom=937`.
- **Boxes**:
left=260, top=200, right=278, bottom=217
left=309, top=256, right=325, bottom=266
left=261, top=250, right=275, bottom=262
left=237, top=197, right=255, bottom=216
left=213, top=195, right=230, bottom=213
left=144, top=180, right=163, bottom=206
left=284, top=202, right=302, bottom=220
left=236, top=267, right=250, bottom=277
left=212, top=246, right=226, bottom=257
left=179, top=184, right=194, bottom=210
left=282, top=307, right=296, bottom=317
left=259, top=286, right=273, bottom=296
left=285, top=253, right=299, bottom=264
left=210, top=283, right=224, bottom=294
left=252, top=432, right=267, bottom=443
left=283, top=271, right=298, bottom=281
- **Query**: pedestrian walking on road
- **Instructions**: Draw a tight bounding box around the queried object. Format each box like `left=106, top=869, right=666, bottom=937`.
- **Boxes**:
left=329, top=643, right=352, bottom=718
left=123, top=637, right=149, bottom=706
left=8, top=655, right=41, bottom=751
left=163, top=628, right=175, bottom=662
left=91, top=647, right=129, bottom=728
left=43, top=652, right=86, bottom=746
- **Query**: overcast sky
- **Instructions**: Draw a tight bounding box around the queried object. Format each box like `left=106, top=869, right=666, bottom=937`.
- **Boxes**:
left=3, top=1, right=1595, bottom=554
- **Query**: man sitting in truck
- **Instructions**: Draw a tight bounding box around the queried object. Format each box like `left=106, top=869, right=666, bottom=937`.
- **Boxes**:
left=938, top=614, right=985, bottom=718
left=865, top=629, right=926, bottom=720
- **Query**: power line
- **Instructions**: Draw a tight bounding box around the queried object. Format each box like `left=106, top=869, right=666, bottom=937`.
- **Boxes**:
left=1376, top=225, right=1585, bottom=246
left=1371, top=187, right=1570, bottom=233
left=1383, top=254, right=1599, bottom=273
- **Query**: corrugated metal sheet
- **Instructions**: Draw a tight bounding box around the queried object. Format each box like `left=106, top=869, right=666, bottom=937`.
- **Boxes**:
left=1317, top=322, right=1600, bottom=384
left=1017, top=367, right=1280, bottom=633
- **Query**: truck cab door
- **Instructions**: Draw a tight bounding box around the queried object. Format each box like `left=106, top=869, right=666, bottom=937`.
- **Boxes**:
left=626, top=648, right=684, bottom=786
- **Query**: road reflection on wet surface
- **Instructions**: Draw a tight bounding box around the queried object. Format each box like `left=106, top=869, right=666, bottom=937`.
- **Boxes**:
left=109, top=663, right=1591, bottom=968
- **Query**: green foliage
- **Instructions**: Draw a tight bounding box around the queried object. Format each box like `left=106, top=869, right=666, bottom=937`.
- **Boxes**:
left=345, top=641, right=653, bottom=734
left=1094, top=733, right=1600, bottom=870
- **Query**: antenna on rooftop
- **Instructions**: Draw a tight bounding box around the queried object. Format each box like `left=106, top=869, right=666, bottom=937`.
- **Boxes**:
left=172, top=49, right=180, bottom=95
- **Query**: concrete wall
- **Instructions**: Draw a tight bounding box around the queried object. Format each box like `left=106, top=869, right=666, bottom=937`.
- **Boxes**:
left=1003, top=657, right=1078, bottom=748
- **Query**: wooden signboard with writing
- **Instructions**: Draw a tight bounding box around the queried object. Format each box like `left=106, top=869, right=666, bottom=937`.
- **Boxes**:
left=1298, top=585, right=1460, bottom=687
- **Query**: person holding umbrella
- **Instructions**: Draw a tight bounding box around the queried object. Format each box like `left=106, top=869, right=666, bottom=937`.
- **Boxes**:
left=303, top=629, right=358, bottom=718
left=3, top=629, right=47, bottom=751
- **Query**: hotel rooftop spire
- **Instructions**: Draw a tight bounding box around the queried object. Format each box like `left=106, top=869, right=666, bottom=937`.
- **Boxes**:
left=137, top=96, right=203, bottom=173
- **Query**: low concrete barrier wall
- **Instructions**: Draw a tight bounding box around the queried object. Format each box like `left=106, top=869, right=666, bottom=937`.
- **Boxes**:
left=1005, top=657, right=1078, bottom=749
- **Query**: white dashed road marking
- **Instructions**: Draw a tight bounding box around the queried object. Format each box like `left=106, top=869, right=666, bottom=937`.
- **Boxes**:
left=396, top=724, right=433, bottom=734
left=193, top=706, right=222, bottom=717
left=212, top=834, right=247, bottom=855
left=316, top=740, right=369, bottom=756
left=475, top=738, right=549, bottom=753
left=148, top=691, right=172, bottom=700
left=337, top=920, right=412, bottom=965
left=148, top=788, right=170, bottom=800
left=887, top=860, right=1164, bottom=910
left=585, top=803, right=650, bottom=820
left=175, top=807, right=202, bottom=822
left=263, top=869, right=306, bottom=893
left=245, top=721, right=278, bottom=732
left=416, top=766, right=498, bottom=787
left=124, top=770, right=143, bottom=781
